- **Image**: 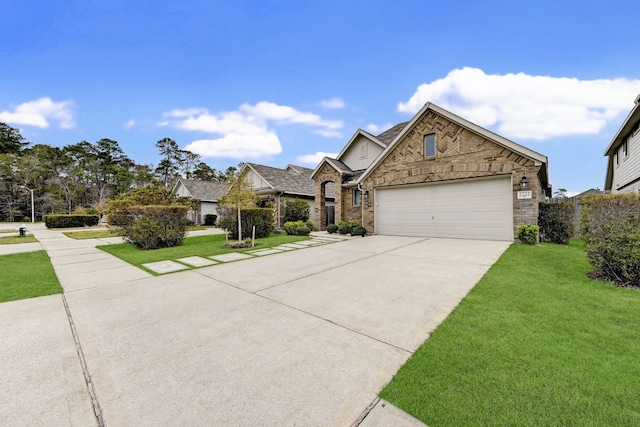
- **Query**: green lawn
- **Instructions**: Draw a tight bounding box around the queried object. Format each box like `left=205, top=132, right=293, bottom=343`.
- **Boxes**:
left=0, top=235, right=39, bottom=244
left=0, top=251, right=62, bottom=303
left=381, top=240, right=640, bottom=426
left=98, top=233, right=310, bottom=271
left=63, top=225, right=213, bottom=239
left=63, top=229, right=120, bottom=239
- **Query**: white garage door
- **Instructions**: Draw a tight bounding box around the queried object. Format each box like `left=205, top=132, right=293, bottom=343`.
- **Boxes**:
left=375, top=177, right=513, bottom=241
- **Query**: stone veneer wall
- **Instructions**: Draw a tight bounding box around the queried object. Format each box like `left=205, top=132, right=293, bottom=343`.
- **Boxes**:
left=313, top=163, right=343, bottom=230
left=356, top=110, right=542, bottom=237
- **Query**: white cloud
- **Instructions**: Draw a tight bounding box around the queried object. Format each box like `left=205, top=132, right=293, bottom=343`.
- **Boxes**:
left=0, top=97, right=75, bottom=129
left=240, top=101, right=343, bottom=130
left=398, top=67, right=640, bottom=140
left=320, top=97, right=346, bottom=109
left=365, top=122, right=394, bottom=134
left=124, top=119, right=136, bottom=128
left=185, top=132, right=282, bottom=159
left=313, top=129, right=343, bottom=138
left=296, top=151, right=339, bottom=165
left=161, top=101, right=343, bottom=159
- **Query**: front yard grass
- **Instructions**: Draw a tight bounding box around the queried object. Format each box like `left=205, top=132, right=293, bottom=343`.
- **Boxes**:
left=381, top=240, right=640, bottom=426
left=0, top=251, right=62, bottom=303
left=64, top=225, right=213, bottom=239
left=0, top=235, right=39, bottom=244
left=98, top=233, right=309, bottom=269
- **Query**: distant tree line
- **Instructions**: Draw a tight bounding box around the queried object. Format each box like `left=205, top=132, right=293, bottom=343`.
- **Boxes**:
left=0, top=122, right=236, bottom=222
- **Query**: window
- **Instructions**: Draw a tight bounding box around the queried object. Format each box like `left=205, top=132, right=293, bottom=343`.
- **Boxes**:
left=623, top=140, right=628, bottom=158
left=615, top=151, right=619, bottom=166
left=352, top=189, right=361, bottom=206
left=424, top=133, right=436, bottom=158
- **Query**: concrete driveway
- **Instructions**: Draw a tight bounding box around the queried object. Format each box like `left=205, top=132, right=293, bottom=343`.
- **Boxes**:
left=0, top=232, right=509, bottom=426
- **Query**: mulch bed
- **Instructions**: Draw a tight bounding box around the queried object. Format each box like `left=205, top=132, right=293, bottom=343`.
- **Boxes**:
left=587, top=270, right=640, bottom=290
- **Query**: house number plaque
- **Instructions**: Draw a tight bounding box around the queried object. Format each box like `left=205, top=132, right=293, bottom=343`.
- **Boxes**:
left=517, top=191, right=532, bottom=199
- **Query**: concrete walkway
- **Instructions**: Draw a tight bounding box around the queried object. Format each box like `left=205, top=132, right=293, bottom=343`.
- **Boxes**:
left=0, top=224, right=510, bottom=426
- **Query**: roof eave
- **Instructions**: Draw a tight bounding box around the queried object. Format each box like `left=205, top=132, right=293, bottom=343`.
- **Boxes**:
left=357, top=102, right=548, bottom=184
left=603, top=98, right=640, bottom=156
left=335, top=129, right=386, bottom=162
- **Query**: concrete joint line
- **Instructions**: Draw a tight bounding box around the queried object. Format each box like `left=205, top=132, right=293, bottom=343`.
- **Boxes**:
left=263, top=297, right=414, bottom=354
left=351, top=396, right=381, bottom=426
left=61, top=294, right=105, bottom=427
left=255, top=238, right=430, bottom=293
left=192, top=271, right=413, bottom=354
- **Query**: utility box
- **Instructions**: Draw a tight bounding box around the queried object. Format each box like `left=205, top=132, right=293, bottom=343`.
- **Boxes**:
left=18, top=225, right=27, bottom=237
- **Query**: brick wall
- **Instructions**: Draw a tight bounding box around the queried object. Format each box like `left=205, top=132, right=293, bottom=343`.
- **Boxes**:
left=313, top=163, right=342, bottom=230
left=358, top=111, right=542, bottom=237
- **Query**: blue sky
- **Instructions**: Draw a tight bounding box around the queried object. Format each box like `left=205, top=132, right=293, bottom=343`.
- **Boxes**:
left=2, top=0, right=640, bottom=195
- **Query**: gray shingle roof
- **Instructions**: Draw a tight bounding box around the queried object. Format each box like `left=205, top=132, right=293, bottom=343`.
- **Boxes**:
left=286, top=164, right=315, bottom=177
left=247, top=163, right=316, bottom=196
left=178, top=179, right=229, bottom=201
left=324, top=158, right=353, bottom=175
left=376, top=121, right=409, bottom=146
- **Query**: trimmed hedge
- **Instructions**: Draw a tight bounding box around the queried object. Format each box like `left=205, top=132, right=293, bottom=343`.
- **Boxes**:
left=284, top=199, right=310, bottom=222
left=580, top=194, right=640, bottom=286
left=326, top=224, right=338, bottom=234
left=352, top=226, right=367, bottom=236
left=117, top=205, right=189, bottom=250
left=217, top=207, right=274, bottom=239
left=284, top=220, right=313, bottom=236
left=45, top=214, right=99, bottom=228
left=517, top=224, right=539, bottom=245
left=538, top=202, right=575, bottom=244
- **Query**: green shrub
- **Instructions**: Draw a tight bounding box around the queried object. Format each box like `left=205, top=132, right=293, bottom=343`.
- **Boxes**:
left=217, top=207, right=274, bottom=239
left=338, top=221, right=352, bottom=234
left=326, top=224, right=338, bottom=234
left=352, top=226, right=367, bottom=236
left=580, top=194, right=640, bottom=285
left=284, top=220, right=311, bottom=236
left=118, top=205, right=189, bottom=250
left=44, top=214, right=99, bottom=228
left=106, top=185, right=182, bottom=226
left=284, top=199, right=310, bottom=222
left=296, top=225, right=311, bottom=236
left=538, top=202, right=575, bottom=244
left=517, top=224, right=539, bottom=245
left=203, top=214, right=217, bottom=226
left=305, top=220, right=314, bottom=231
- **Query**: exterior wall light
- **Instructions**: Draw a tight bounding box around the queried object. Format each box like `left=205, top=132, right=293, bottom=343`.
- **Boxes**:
left=519, top=175, right=529, bottom=190
left=364, top=190, right=369, bottom=199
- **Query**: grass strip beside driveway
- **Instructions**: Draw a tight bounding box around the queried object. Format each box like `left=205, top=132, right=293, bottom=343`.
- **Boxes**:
left=381, top=240, right=640, bottom=426
left=0, top=235, right=39, bottom=244
left=98, top=233, right=310, bottom=269
left=0, top=251, right=62, bottom=303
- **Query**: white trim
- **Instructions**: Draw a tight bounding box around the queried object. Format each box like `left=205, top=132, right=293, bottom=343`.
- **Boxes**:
left=335, top=129, right=386, bottom=161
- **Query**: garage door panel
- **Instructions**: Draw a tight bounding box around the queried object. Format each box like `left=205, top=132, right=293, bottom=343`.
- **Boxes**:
left=375, top=178, right=513, bottom=241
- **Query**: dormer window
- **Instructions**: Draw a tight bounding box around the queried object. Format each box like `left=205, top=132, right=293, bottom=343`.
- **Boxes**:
left=424, top=134, right=436, bottom=158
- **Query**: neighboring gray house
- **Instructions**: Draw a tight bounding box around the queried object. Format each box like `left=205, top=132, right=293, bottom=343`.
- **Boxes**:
left=605, top=94, right=640, bottom=193
left=171, top=179, right=229, bottom=224
left=240, top=163, right=335, bottom=229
